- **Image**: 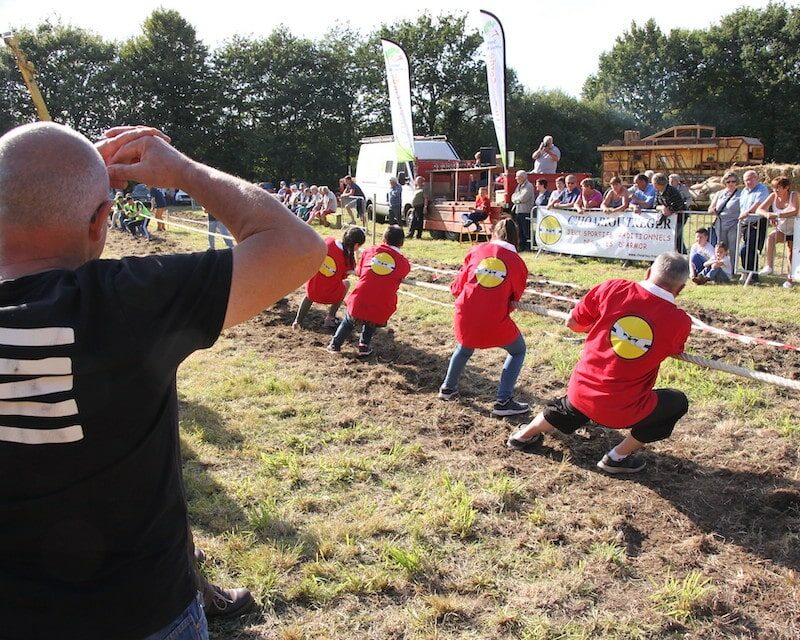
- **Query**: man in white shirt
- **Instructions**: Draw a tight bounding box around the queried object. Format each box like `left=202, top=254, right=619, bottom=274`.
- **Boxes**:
left=531, top=135, right=561, bottom=173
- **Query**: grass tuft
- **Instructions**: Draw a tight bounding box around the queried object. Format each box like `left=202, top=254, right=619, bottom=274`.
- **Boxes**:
left=650, top=570, right=714, bottom=623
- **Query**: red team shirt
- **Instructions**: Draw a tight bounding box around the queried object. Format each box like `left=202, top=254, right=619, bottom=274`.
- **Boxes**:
left=451, top=240, right=528, bottom=349
left=306, top=237, right=351, bottom=304
left=567, top=279, right=691, bottom=428
left=347, top=244, right=411, bottom=325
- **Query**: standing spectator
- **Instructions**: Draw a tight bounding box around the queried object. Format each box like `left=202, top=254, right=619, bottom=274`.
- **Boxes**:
left=601, top=176, right=630, bottom=213
left=0, top=122, right=325, bottom=640
left=549, top=175, right=580, bottom=209
left=737, top=170, right=770, bottom=281
left=207, top=209, right=234, bottom=249
left=342, top=175, right=365, bottom=225
left=758, top=176, right=798, bottom=287
left=407, top=176, right=426, bottom=239
left=547, top=176, right=567, bottom=207
left=574, top=178, right=603, bottom=212
left=653, top=172, right=688, bottom=253
left=506, top=253, right=692, bottom=475
left=510, top=170, right=534, bottom=250
left=149, top=184, right=167, bottom=231
left=669, top=173, right=692, bottom=209
left=628, top=173, right=657, bottom=212
left=438, top=218, right=529, bottom=417
left=388, top=176, right=402, bottom=225
left=707, top=171, right=740, bottom=256
left=534, top=178, right=551, bottom=207
left=531, top=135, right=561, bottom=173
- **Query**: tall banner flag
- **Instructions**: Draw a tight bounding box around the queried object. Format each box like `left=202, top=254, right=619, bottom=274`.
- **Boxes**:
left=381, top=39, right=415, bottom=163
left=479, top=10, right=507, bottom=169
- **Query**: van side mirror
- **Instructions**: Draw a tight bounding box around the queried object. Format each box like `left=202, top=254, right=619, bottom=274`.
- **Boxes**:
left=398, top=171, right=407, bottom=185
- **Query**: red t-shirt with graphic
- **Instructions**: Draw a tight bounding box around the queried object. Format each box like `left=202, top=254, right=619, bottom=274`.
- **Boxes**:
left=567, top=279, right=691, bottom=428
left=347, top=244, right=411, bottom=325
left=306, top=237, right=351, bottom=304
left=451, top=240, right=528, bottom=349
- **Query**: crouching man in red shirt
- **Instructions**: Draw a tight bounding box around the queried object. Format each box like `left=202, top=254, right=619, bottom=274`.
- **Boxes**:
left=506, top=252, right=692, bottom=474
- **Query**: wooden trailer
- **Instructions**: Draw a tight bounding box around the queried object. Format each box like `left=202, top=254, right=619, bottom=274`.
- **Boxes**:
left=598, top=125, right=764, bottom=186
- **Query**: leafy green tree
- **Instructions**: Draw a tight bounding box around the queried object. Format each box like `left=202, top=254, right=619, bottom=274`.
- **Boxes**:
left=117, top=9, right=215, bottom=160
left=0, top=22, right=118, bottom=137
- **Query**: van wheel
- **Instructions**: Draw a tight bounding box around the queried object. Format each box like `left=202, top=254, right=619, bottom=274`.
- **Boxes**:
left=429, top=230, right=446, bottom=240
left=445, top=231, right=459, bottom=241
left=366, top=202, right=375, bottom=221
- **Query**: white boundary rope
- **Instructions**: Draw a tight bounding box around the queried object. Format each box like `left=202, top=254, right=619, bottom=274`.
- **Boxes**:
left=399, top=279, right=800, bottom=392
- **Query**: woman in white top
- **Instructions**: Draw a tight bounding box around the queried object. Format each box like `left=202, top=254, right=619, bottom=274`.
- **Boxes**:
left=757, top=176, right=798, bottom=287
left=546, top=176, right=566, bottom=207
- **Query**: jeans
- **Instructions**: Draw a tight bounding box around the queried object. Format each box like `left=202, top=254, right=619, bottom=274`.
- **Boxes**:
left=208, top=220, right=234, bottom=249
left=331, top=312, right=377, bottom=348
left=143, top=593, right=208, bottom=640
left=442, top=333, right=526, bottom=402
left=690, top=253, right=706, bottom=275
left=700, top=267, right=730, bottom=283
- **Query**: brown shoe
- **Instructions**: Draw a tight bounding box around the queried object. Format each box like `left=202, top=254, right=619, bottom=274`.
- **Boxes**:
left=202, top=582, right=255, bottom=618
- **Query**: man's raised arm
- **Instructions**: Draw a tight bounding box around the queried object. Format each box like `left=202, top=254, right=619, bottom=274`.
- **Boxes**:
left=103, top=127, right=326, bottom=329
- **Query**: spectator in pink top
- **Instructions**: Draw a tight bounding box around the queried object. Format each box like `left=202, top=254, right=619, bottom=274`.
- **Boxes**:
left=574, top=178, right=603, bottom=212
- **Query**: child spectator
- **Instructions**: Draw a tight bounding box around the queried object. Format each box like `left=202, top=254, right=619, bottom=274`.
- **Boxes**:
left=688, top=228, right=715, bottom=277
left=693, top=242, right=732, bottom=284
left=547, top=176, right=567, bottom=207
left=293, top=226, right=366, bottom=330
left=327, top=225, right=410, bottom=356
left=461, top=186, right=491, bottom=231
left=438, top=218, right=530, bottom=417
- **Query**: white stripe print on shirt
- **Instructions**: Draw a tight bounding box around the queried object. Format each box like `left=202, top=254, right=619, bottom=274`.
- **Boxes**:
left=0, top=327, right=82, bottom=445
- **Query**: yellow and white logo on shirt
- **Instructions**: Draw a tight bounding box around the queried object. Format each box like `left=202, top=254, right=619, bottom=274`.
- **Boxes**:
left=370, top=252, right=396, bottom=276
left=538, top=215, right=563, bottom=246
left=475, top=257, right=507, bottom=288
left=319, top=255, right=337, bottom=277
left=610, top=316, right=653, bottom=359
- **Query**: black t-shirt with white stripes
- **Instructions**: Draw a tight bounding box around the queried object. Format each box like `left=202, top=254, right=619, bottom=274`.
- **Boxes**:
left=0, top=249, right=232, bottom=640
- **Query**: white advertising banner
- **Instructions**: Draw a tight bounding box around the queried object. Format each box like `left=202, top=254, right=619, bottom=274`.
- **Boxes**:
left=792, top=218, right=800, bottom=281
left=381, top=39, right=415, bottom=163
left=535, top=209, right=677, bottom=261
left=478, top=10, right=507, bottom=169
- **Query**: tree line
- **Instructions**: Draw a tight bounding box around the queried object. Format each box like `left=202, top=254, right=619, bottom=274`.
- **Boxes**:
left=1, top=5, right=797, bottom=188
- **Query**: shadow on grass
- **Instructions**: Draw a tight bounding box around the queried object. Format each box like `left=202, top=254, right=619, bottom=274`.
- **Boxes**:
left=528, top=429, right=800, bottom=573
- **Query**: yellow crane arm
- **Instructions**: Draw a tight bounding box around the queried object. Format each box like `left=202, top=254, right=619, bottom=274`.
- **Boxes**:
left=2, top=32, right=51, bottom=121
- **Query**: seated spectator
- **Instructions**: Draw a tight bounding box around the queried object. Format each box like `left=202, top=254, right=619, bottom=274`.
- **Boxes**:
left=758, top=175, right=798, bottom=288
left=689, top=228, right=715, bottom=277
left=601, top=176, right=630, bottom=213
left=547, top=176, right=566, bottom=207
left=693, top=242, right=732, bottom=284
left=628, top=173, right=657, bottom=212
left=574, top=178, right=603, bottom=212
left=276, top=180, right=289, bottom=200
left=307, top=186, right=337, bottom=226
left=534, top=178, right=551, bottom=207
left=461, top=186, right=491, bottom=231
left=549, top=175, right=580, bottom=209
left=653, top=172, right=688, bottom=252
left=670, top=173, right=692, bottom=209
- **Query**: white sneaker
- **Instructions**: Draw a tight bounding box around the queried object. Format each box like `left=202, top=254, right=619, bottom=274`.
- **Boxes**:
left=759, top=265, right=773, bottom=275
left=783, top=280, right=793, bottom=289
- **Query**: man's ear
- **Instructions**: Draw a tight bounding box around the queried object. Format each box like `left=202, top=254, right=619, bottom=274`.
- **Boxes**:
left=89, top=201, right=112, bottom=241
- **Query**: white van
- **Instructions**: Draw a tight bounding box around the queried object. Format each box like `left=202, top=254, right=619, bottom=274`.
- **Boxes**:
left=354, top=135, right=460, bottom=222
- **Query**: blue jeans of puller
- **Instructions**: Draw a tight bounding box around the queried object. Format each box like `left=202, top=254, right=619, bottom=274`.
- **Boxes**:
left=331, top=312, right=377, bottom=348
left=442, top=333, right=526, bottom=402
left=143, top=593, right=208, bottom=640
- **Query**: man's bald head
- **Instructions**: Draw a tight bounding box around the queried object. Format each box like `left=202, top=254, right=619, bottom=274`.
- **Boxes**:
left=0, top=122, right=109, bottom=228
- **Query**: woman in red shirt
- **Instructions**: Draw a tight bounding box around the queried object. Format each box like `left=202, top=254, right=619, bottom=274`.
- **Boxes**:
left=292, top=226, right=366, bottom=329
left=461, top=186, right=491, bottom=231
left=439, top=218, right=530, bottom=416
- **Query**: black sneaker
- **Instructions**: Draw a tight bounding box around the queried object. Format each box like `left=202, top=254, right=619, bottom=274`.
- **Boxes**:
left=202, top=582, right=255, bottom=618
left=596, top=453, right=646, bottom=474
left=491, top=398, right=530, bottom=417
left=357, top=343, right=373, bottom=357
left=438, top=387, right=459, bottom=400
left=506, top=433, right=543, bottom=453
